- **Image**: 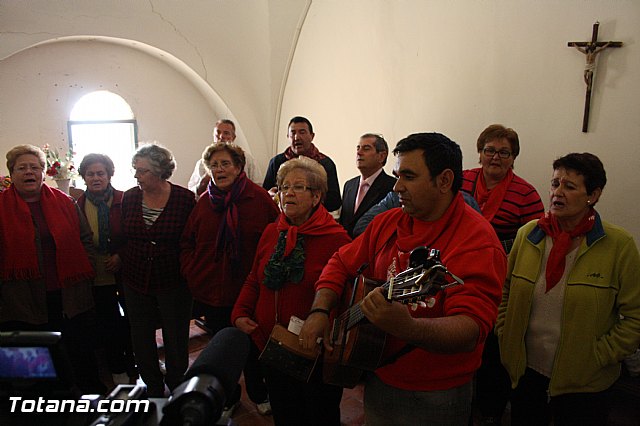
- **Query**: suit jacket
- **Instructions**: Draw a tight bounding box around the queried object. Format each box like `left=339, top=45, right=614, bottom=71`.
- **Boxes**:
left=339, top=170, right=396, bottom=237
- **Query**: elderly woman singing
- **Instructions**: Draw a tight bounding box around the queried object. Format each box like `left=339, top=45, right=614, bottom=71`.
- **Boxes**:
left=463, top=124, right=544, bottom=425
left=121, top=144, right=195, bottom=397
left=0, top=144, right=104, bottom=393
left=181, top=143, right=279, bottom=416
left=232, top=157, right=351, bottom=425
left=496, top=153, right=640, bottom=425
left=77, top=153, right=137, bottom=385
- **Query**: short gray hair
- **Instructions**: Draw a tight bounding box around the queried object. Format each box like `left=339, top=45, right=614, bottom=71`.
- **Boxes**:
left=132, top=143, right=176, bottom=180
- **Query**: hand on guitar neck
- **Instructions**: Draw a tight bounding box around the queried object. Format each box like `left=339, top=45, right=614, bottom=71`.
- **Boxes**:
left=355, top=248, right=466, bottom=349
left=360, top=286, right=425, bottom=341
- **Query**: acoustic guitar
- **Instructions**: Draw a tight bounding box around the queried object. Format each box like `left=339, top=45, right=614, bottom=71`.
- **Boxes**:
left=323, top=246, right=463, bottom=388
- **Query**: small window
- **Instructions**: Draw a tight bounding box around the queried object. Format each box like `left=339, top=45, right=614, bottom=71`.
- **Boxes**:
left=68, top=91, right=138, bottom=191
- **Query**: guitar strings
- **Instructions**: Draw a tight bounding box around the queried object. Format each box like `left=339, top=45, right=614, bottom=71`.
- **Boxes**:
left=335, top=274, right=430, bottom=327
left=334, top=266, right=457, bottom=328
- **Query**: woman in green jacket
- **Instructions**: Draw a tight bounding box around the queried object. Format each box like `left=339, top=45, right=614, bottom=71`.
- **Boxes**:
left=496, top=152, right=640, bottom=426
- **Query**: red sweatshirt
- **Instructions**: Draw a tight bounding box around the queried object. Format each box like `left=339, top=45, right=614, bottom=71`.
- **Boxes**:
left=316, top=194, right=507, bottom=391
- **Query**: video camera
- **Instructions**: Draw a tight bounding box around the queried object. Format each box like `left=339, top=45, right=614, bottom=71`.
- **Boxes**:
left=1, top=327, right=250, bottom=426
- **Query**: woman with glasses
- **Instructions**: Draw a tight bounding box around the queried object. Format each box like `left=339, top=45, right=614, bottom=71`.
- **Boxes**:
left=462, top=124, right=544, bottom=253
left=461, top=124, right=544, bottom=426
left=232, top=156, right=351, bottom=425
left=0, top=144, right=105, bottom=394
left=181, top=142, right=279, bottom=417
left=121, top=144, right=195, bottom=397
left=77, top=153, right=138, bottom=386
left=496, top=153, right=640, bottom=425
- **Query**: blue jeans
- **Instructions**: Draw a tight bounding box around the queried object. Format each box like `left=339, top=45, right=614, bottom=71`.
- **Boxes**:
left=364, top=373, right=472, bottom=426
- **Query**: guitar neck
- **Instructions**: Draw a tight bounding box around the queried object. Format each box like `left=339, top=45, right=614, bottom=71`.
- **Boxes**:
left=337, top=268, right=418, bottom=333
left=332, top=261, right=464, bottom=340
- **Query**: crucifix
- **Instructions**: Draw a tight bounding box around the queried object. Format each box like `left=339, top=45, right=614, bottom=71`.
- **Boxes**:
left=568, top=21, right=622, bottom=132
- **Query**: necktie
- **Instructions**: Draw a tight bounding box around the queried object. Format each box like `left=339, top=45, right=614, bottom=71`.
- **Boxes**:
left=354, top=181, right=370, bottom=213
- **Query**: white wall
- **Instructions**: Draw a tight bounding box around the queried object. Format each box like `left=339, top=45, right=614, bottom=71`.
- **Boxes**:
left=280, top=0, right=640, bottom=240
left=0, top=39, right=215, bottom=187
left=0, top=0, right=309, bottom=183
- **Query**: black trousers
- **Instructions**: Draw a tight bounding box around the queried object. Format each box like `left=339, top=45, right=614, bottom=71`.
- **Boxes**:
left=197, top=304, right=269, bottom=405
left=263, top=362, right=342, bottom=426
left=510, top=367, right=611, bottom=426
left=93, top=284, right=137, bottom=376
left=475, top=332, right=511, bottom=419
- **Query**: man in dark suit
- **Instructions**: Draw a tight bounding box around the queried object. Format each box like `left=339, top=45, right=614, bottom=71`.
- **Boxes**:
left=339, top=133, right=396, bottom=236
left=263, top=116, right=342, bottom=212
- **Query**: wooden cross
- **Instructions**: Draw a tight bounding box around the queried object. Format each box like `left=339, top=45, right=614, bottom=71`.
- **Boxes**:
left=568, top=22, right=622, bottom=132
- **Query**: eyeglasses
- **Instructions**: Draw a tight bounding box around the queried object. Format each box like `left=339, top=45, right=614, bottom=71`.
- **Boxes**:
left=14, top=165, right=43, bottom=173
left=132, top=167, right=152, bottom=176
left=208, top=160, right=234, bottom=171
left=278, top=184, right=316, bottom=194
left=482, top=147, right=512, bottom=159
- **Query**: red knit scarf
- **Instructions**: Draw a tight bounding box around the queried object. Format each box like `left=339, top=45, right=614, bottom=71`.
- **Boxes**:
left=394, top=193, right=466, bottom=269
left=474, top=168, right=514, bottom=222
left=283, top=143, right=327, bottom=162
left=207, top=171, right=248, bottom=260
left=537, top=208, right=596, bottom=292
left=276, top=203, right=345, bottom=257
left=0, top=185, right=95, bottom=287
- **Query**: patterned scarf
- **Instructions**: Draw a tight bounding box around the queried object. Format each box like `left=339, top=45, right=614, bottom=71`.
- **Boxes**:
left=263, top=204, right=344, bottom=290
left=283, top=143, right=327, bottom=162
left=0, top=184, right=95, bottom=286
left=473, top=168, right=514, bottom=222
left=207, top=171, right=248, bottom=261
left=537, top=208, right=596, bottom=292
left=84, top=184, right=113, bottom=253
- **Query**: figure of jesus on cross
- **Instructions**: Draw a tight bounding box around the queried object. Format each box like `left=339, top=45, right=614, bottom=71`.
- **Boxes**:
left=568, top=21, right=622, bottom=132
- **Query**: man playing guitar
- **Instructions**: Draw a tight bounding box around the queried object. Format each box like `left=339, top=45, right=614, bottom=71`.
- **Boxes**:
left=300, top=132, right=507, bottom=426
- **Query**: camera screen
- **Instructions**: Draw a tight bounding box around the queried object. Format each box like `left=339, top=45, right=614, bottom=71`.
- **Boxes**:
left=0, top=346, right=57, bottom=379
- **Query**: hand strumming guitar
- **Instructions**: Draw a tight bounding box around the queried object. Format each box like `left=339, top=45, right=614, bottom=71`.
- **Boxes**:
left=360, top=287, right=418, bottom=341
left=299, top=288, right=339, bottom=352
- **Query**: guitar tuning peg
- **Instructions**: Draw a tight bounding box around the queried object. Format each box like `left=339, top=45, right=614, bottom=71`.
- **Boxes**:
left=426, top=297, right=436, bottom=308
left=409, top=302, right=418, bottom=311
left=417, top=301, right=427, bottom=308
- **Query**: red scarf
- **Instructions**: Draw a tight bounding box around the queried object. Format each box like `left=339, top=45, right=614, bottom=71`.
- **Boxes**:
left=276, top=203, right=345, bottom=257
left=394, top=193, right=466, bottom=268
left=283, top=143, right=327, bottom=162
left=0, top=185, right=95, bottom=287
left=208, top=171, right=248, bottom=260
left=537, top=209, right=596, bottom=292
left=474, top=168, right=514, bottom=222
